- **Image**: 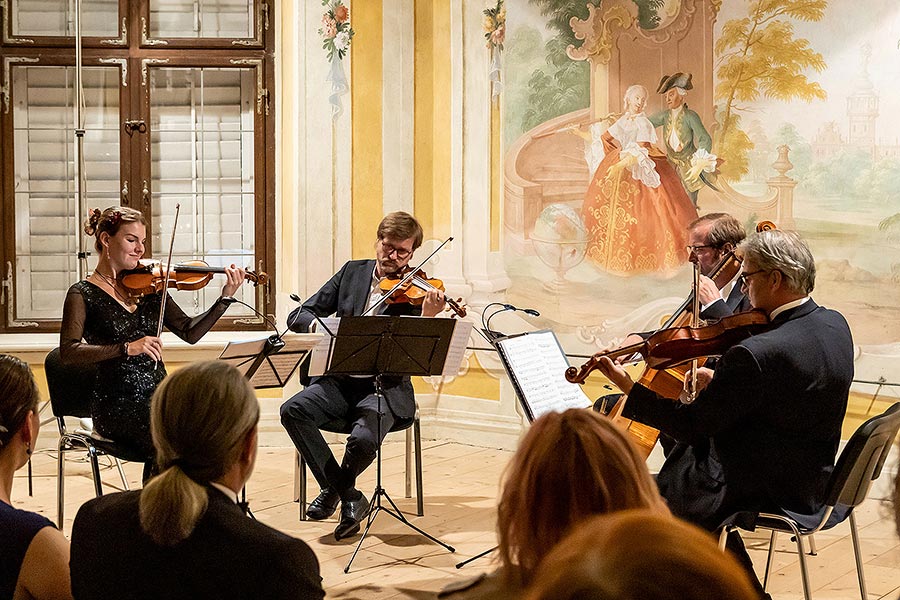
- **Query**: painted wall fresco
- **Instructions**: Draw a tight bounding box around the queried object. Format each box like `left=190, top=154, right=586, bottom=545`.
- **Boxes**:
left=501, top=0, right=900, bottom=385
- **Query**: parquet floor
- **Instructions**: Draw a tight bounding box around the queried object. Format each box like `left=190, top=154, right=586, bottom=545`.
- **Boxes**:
left=13, top=429, right=900, bottom=599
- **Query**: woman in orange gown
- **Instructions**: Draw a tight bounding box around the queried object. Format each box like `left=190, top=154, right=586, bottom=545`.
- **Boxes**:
left=580, top=85, right=698, bottom=275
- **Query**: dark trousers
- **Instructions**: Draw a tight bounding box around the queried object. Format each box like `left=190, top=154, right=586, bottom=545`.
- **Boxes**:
left=280, top=375, right=396, bottom=496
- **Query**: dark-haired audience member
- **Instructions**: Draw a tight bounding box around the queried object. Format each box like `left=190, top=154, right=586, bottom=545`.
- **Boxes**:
left=0, top=355, right=72, bottom=600
left=69, top=361, right=324, bottom=600
left=439, top=409, right=668, bottom=600
left=525, top=510, right=758, bottom=600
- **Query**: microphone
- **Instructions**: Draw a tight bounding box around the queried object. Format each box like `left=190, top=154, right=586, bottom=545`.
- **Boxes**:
left=220, top=296, right=284, bottom=353
left=501, top=303, right=541, bottom=317
left=287, top=293, right=335, bottom=338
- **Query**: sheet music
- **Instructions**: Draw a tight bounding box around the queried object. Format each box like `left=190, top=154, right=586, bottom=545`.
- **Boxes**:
left=441, top=320, right=474, bottom=377
left=497, top=330, right=592, bottom=420
left=308, top=317, right=340, bottom=377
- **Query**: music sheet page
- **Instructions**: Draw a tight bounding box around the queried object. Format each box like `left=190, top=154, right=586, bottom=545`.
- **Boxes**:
left=497, top=330, right=592, bottom=420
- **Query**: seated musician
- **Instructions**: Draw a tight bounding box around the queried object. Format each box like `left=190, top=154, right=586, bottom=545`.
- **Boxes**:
left=617, top=212, right=748, bottom=353
left=280, top=211, right=446, bottom=540
left=593, top=229, right=854, bottom=598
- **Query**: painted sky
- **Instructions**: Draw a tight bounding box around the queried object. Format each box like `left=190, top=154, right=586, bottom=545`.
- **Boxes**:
left=716, top=0, right=900, bottom=144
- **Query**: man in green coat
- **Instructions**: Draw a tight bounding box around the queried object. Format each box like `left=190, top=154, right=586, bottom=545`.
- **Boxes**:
left=649, top=72, right=715, bottom=206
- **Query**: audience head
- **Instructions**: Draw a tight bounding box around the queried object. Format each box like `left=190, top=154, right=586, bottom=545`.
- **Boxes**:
left=139, top=361, right=259, bottom=546
left=0, top=354, right=41, bottom=470
left=525, top=510, right=759, bottom=600
left=83, top=205, right=147, bottom=254
left=496, top=409, right=667, bottom=584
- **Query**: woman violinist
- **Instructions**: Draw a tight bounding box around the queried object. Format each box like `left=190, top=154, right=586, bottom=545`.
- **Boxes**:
left=59, top=206, right=245, bottom=480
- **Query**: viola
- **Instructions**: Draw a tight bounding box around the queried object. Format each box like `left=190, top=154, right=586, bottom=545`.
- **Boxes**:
left=118, top=259, right=268, bottom=298
left=379, top=268, right=468, bottom=318
left=565, top=310, right=770, bottom=384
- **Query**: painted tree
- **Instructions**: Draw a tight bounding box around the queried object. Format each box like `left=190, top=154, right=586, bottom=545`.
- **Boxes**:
left=521, top=0, right=599, bottom=131
left=714, top=0, right=827, bottom=180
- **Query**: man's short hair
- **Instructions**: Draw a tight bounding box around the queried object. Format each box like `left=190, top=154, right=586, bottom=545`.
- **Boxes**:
left=688, top=213, right=746, bottom=249
left=377, top=211, right=424, bottom=250
left=738, top=230, right=816, bottom=295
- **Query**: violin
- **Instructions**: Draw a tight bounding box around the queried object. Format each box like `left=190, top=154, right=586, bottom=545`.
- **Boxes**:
left=118, top=259, right=268, bottom=298
left=565, top=310, right=771, bottom=384
left=379, top=267, right=468, bottom=318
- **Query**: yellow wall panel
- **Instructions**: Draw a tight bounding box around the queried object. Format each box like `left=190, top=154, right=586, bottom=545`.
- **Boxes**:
left=351, top=0, right=384, bottom=257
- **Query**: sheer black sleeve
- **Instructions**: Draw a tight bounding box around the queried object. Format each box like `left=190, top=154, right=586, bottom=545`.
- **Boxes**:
left=162, top=294, right=231, bottom=344
left=59, top=286, right=123, bottom=365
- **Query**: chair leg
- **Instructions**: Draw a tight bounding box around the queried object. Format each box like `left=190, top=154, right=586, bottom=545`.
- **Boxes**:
left=849, top=512, right=868, bottom=600
left=790, top=523, right=813, bottom=600
left=807, top=533, right=818, bottom=555
left=763, top=531, right=777, bottom=591
left=414, top=416, right=423, bottom=517
left=57, top=438, right=67, bottom=530
left=717, top=526, right=729, bottom=551
left=292, top=448, right=301, bottom=502
left=298, top=450, right=308, bottom=521
left=114, top=458, right=129, bottom=490
left=88, top=447, right=103, bottom=497
left=405, top=426, right=413, bottom=499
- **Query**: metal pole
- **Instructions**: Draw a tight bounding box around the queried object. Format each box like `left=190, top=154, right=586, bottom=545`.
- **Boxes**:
left=73, top=0, right=88, bottom=280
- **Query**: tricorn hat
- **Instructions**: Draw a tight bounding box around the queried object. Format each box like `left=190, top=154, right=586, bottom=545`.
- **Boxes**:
left=656, top=72, right=693, bottom=94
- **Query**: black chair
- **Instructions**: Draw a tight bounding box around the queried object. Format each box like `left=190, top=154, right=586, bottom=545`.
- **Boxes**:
left=293, top=407, right=424, bottom=520
left=44, top=348, right=137, bottom=528
left=718, top=402, right=900, bottom=600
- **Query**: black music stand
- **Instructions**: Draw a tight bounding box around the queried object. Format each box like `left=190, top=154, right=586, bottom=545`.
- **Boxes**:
left=314, top=316, right=458, bottom=572
left=219, top=334, right=320, bottom=517
left=219, top=334, right=321, bottom=389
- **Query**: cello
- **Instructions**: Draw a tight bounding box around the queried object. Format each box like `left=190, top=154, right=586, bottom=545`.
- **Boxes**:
left=567, top=220, right=776, bottom=458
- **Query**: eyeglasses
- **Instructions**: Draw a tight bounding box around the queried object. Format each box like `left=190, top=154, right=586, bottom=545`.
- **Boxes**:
left=380, top=239, right=412, bottom=259
left=738, top=270, right=767, bottom=285
left=686, top=244, right=717, bottom=254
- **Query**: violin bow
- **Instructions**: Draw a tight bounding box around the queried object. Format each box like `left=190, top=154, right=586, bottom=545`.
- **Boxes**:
left=682, top=261, right=702, bottom=404
left=154, top=203, right=180, bottom=369
left=363, top=236, right=454, bottom=317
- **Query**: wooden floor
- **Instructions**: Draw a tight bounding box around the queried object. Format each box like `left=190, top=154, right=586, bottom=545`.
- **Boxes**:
left=14, top=431, right=900, bottom=600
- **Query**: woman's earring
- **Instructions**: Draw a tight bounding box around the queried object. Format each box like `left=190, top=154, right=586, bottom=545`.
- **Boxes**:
left=25, top=443, right=32, bottom=456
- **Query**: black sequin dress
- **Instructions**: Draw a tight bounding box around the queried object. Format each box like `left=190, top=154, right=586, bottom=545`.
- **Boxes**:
left=59, top=281, right=230, bottom=460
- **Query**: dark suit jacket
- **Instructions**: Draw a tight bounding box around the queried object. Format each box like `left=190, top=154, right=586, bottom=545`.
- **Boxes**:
left=623, top=299, right=853, bottom=530
left=70, top=488, right=324, bottom=600
left=699, top=282, right=750, bottom=321
left=288, top=259, right=421, bottom=418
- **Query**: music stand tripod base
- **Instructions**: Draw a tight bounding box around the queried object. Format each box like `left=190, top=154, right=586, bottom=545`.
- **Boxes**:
left=317, top=316, right=458, bottom=573
left=344, top=378, right=454, bottom=573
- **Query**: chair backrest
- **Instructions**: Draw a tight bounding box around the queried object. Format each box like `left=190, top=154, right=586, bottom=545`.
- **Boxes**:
left=44, top=348, right=98, bottom=420
left=826, top=402, right=900, bottom=509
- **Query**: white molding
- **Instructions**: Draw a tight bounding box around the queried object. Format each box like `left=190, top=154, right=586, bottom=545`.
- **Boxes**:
left=381, top=0, right=414, bottom=215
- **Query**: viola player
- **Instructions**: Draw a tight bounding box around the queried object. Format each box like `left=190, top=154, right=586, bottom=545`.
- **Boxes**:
left=593, top=229, right=853, bottom=598
left=280, top=211, right=445, bottom=541
left=59, top=206, right=245, bottom=481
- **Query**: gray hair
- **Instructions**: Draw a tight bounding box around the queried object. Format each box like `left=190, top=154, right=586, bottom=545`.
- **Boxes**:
left=738, top=230, right=816, bottom=294
left=675, top=87, right=688, bottom=97
left=688, top=213, right=746, bottom=249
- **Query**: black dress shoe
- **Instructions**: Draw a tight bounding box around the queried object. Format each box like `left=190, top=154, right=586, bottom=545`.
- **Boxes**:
left=333, top=493, right=370, bottom=540
left=306, top=487, right=340, bottom=520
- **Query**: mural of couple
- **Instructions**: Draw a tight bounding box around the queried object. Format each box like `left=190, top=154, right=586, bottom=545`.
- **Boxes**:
left=500, top=0, right=900, bottom=383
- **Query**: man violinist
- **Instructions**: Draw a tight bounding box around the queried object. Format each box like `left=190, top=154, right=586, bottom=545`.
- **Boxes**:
left=593, top=229, right=854, bottom=598
left=280, top=212, right=445, bottom=541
